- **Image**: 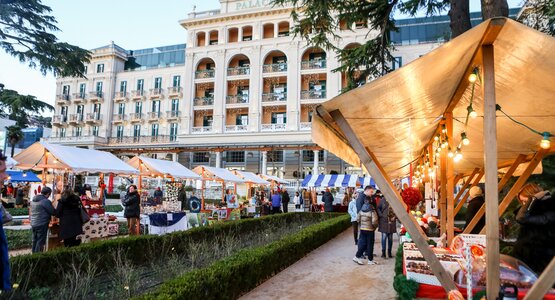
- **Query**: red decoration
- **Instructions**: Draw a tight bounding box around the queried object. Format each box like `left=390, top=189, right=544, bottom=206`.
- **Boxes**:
left=401, top=187, right=423, bottom=209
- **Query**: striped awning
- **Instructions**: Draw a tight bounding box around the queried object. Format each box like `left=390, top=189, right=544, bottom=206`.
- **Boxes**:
left=358, top=176, right=376, bottom=188
left=301, top=174, right=359, bottom=187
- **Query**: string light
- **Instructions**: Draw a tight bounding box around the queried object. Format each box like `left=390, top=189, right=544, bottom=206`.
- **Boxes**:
left=442, top=138, right=449, bottom=148
left=454, top=147, right=463, bottom=162
left=434, top=134, right=440, bottom=141
left=441, top=124, right=447, bottom=134
left=448, top=147, right=454, bottom=158
left=468, top=73, right=477, bottom=83
left=496, top=105, right=553, bottom=151
left=467, top=105, right=478, bottom=118
left=461, top=132, right=470, bottom=146
left=540, top=132, right=551, bottom=149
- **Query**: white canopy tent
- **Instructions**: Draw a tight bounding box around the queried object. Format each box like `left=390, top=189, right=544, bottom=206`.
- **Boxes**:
left=230, top=170, right=270, bottom=199
left=6, top=157, right=17, bottom=169
left=14, top=142, right=138, bottom=175
left=259, top=174, right=288, bottom=184
left=192, top=166, right=246, bottom=209
left=127, top=156, right=201, bottom=180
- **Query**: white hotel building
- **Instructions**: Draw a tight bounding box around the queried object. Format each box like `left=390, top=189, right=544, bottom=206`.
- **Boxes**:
left=48, top=0, right=519, bottom=179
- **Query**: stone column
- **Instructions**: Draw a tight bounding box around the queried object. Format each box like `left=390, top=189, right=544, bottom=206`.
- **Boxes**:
left=215, top=151, right=222, bottom=168
left=313, top=150, right=319, bottom=174
left=261, top=151, right=267, bottom=175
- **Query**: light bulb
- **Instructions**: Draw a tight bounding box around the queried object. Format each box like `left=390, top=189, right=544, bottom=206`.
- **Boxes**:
left=468, top=73, right=478, bottom=83
left=540, top=132, right=551, bottom=149
left=467, top=105, right=477, bottom=118
left=454, top=153, right=463, bottom=162
left=442, top=141, right=448, bottom=148
left=448, top=150, right=454, bottom=158
left=441, top=125, right=447, bottom=134
left=428, top=168, right=433, bottom=174
left=461, top=132, right=470, bottom=146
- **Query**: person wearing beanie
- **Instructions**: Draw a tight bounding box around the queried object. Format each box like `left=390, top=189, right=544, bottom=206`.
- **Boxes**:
left=464, top=186, right=485, bottom=234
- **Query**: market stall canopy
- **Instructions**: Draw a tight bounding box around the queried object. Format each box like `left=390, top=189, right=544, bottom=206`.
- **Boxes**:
left=230, top=170, right=270, bottom=185
left=301, top=174, right=359, bottom=187
left=6, top=157, right=17, bottom=169
left=6, top=170, right=41, bottom=182
left=259, top=174, right=288, bottom=184
left=14, top=142, right=139, bottom=175
left=358, top=176, right=377, bottom=188
left=127, top=156, right=201, bottom=180
left=313, top=18, right=555, bottom=178
left=192, top=166, right=246, bottom=183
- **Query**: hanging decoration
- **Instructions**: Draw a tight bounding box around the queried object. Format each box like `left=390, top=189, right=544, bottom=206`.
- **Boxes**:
left=401, top=186, right=423, bottom=209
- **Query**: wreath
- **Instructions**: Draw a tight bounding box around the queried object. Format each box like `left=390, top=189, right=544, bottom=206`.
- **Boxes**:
left=401, top=187, right=423, bottom=209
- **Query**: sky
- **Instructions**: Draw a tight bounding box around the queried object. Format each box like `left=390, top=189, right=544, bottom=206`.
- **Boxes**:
left=0, top=0, right=522, bottom=110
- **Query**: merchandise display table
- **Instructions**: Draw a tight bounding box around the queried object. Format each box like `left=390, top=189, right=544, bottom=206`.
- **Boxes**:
left=141, top=212, right=187, bottom=235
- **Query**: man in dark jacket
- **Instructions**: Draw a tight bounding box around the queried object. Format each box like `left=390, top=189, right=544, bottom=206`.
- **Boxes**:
left=123, top=185, right=141, bottom=236
left=464, top=186, right=485, bottom=234
left=30, top=187, right=54, bottom=253
left=322, top=188, right=334, bottom=212
left=281, top=190, right=290, bottom=213
left=356, top=185, right=375, bottom=213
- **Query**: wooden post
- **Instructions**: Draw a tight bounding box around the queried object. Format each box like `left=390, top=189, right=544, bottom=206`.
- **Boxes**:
left=524, top=257, right=555, bottom=300
left=482, top=45, right=500, bottom=300
left=497, top=154, right=526, bottom=192
left=445, top=112, right=455, bottom=245
left=439, top=131, right=448, bottom=237
left=454, top=170, right=484, bottom=216
left=330, top=110, right=458, bottom=292
left=42, top=149, right=48, bottom=184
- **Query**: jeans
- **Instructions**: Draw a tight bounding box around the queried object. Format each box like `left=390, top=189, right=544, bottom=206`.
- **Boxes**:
left=32, top=225, right=49, bottom=253
left=381, top=232, right=393, bottom=256
left=352, top=221, right=358, bottom=244
left=355, top=230, right=375, bottom=260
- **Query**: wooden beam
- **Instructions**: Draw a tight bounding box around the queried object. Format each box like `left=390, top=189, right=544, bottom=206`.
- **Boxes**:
left=497, top=154, right=526, bottom=193
left=524, top=257, right=555, bottom=300
left=445, top=112, right=455, bottom=245
left=478, top=148, right=548, bottom=234
left=454, top=170, right=484, bottom=216
left=482, top=45, right=500, bottom=300
left=453, top=173, right=464, bottom=187
left=454, top=168, right=479, bottom=203
left=329, top=109, right=458, bottom=293
left=439, top=138, right=447, bottom=237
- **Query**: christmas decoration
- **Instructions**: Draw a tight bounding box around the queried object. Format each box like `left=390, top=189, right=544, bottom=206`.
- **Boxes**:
left=401, top=187, right=423, bottom=209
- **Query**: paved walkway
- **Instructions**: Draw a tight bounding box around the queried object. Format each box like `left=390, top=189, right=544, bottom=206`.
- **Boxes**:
left=241, top=229, right=399, bottom=300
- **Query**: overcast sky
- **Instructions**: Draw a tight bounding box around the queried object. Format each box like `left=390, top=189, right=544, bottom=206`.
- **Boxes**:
left=0, top=0, right=522, bottom=112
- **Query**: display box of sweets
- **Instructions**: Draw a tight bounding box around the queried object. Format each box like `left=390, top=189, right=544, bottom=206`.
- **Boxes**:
left=403, top=243, right=463, bottom=286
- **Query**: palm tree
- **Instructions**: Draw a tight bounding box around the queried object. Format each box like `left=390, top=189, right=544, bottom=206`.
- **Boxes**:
left=0, top=89, right=54, bottom=128
left=6, top=125, right=23, bottom=158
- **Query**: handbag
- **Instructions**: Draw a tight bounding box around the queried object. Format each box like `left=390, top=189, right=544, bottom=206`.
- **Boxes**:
left=1, top=206, right=13, bottom=224
left=79, top=202, right=90, bottom=224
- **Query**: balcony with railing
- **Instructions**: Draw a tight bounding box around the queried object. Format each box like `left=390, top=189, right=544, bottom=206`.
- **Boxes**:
left=225, top=125, right=248, bottom=133
left=301, top=59, right=327, bottom=70
left=52, top=115, right=68, bottom=126
left=147, top=111, right=164, bottom=122
left=167, top=86, right=183, bottom=97
left=262, top=63, right=287, bottom=73
left=300, top=122, right=312, bottom=131
left=112, top=114, right=126, bottom=124
left=166, top=110, right=180, bottom=121
left=108, top=135, right=173, bottom=145
left=88, top=91, right=103, bottom=103
left=300, top=90, right=327, bottom=100
left=227, top=67, right=250, bottom=77
left=47, top=135, right=107, bottom=145
left=129, top=113, right=144, bottom=123
left=131, top=90, right=145, bottom=100
left=192, top=126, right=213, bottom=134
left=68, top=114, right=84, bottom=125
left=114, top=91, right=128, bottom=102
left=261, top=93, right=287, bottom=103
left=149, top=88, right=163, bottom=99
left=225, top=95, right=249, bottom=105
left=261, top=123, right=287, bottom=132
left=193, top=97, right=214, bottom=107
left=195, top=69, right=215, bottom=79
left=56, top=94, right=70, bottom=105
left=72, top=93, right=87, bottom=104
left=85, top=113, right=102, bottom=124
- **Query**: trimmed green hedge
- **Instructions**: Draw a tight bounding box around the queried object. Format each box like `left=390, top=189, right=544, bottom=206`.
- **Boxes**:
left=393, top=242, right=420, bottom=300
left=6, top=230, right=32, bottom=251
left=104, top=204, right=123, bottom=212
left=11, top=213, right=342, bottom=288
left=7, top=207, right=29, bottom=216
left=136, top=214, right=351, bottom=299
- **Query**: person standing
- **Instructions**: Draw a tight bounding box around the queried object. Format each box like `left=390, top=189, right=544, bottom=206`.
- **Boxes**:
left=353, top=199, right=379, bottom=265
left=271, top=190, right=281, bottom=214
left=153, top=187, right=163, bottom=205
left=356, top=186, right=375, bottom=213
left=322, top=188, right=334, bottom=212
left=15, top=187, right=25, bottom=208
left=178, top=185, right=188, bottom=211
left=377, top=198, right=397, bottom=258
left=513, top=183, right=554, bottom=274
left=342, top=192, right=350, bottom=206
left=464, top=186, right=485, bottom=234
left=55, top=187, right=84, bottom=247
left=293, top=191, right=301, bottom=210
left=30, top=186, right=55, bottom=253
left=0, top=151, right=11, bottom=291
left=348, top=195, right=359, bottom=245
left=123, top=185, right=140, bottom=236
left=281, top=190, right=290, bottom=213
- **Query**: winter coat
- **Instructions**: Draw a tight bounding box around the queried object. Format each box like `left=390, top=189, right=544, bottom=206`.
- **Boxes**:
left=293, top=195, right=300, bottom=205
left=178, top=188, right=187, bottom=210
left=356, top=192, right=375, bottom=212
left=55, top=193, right=84, bottom=240
left=513, top=191, right=555, bottom=274
left=357, top=205, right=378, bottom=231
left=30, top=194, right=56, bottom=227
left=322, top=192, right=334, bottom=212
left=464, top=195, right=485, bottom=234
left=282, top=191, right=290, bottom=203
left=348, top=199, right=358, bottom=222
left=15, top=189, right=25, bottom=206
left=377, top=199, right=397, bottom=233
left=123, top=191, right=141, bottom=218
left=153, top=190, right=163, bottom=198
left=271, top=194, right=281, bottom=208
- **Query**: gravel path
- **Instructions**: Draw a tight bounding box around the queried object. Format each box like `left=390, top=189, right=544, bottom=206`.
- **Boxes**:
left=241, top=229, right=399, bottom=300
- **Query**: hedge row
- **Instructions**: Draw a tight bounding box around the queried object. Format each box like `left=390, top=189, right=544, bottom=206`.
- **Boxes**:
left=6, top=207, right=29, bottom=216
left=11, top=213, right=341, bottom=288
left=137, top=214, right=351, bottom=300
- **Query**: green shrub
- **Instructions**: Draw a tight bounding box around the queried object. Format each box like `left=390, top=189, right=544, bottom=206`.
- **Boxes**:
left=6, top=229, right=32, bottom=251
left=393, top=274, right=419, bottom=300
left=136, top=214, right=350, bottom=299
left=106, top=193, right=122, bottom=199
left=105, top=205, right=123, bottom=212
left=10, top=213, right=342, bottom=289
left=7, top=207, right=29, bottom=216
